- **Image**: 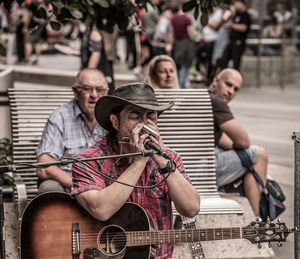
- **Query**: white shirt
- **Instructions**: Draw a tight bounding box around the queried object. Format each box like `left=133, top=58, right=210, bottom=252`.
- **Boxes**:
left=202, top=8, right=223, bottom=42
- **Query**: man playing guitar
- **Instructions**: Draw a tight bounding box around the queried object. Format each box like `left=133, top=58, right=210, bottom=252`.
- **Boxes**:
left=71, top=82, right=200, bottom=258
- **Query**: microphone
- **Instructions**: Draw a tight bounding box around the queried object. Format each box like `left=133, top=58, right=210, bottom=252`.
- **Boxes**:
left=141, top=124, right=171, bottom=160
left=143, top=138, right=171, bottom=160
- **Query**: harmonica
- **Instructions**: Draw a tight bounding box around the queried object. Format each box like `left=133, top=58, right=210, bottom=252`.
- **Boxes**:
left=141, top=124, right=158, bottom=138
left=119, top=124, right=158, bottom=144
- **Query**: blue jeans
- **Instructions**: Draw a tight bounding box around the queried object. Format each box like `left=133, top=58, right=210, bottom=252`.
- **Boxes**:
left=178, top=65, right=190, bottom=88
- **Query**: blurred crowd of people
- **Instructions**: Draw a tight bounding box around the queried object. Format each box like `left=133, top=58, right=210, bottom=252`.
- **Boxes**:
left=0, top=0, right=73, bottom=65
left=130, top=0, right=298, bottom=87
left=0, top=0, right=299, bottom=88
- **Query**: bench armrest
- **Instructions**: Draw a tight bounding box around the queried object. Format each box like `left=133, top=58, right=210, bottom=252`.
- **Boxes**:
left=13, top=174, right=28, bottom=220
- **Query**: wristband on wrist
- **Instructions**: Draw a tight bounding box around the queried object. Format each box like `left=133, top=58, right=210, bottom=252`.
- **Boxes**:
left=158, top=160, right=176, bottom=175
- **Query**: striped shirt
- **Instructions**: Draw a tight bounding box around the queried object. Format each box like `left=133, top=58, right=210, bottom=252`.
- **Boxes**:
left=71, top=137, right=191, bottom=258
left=36, top=100, right=107, bottom=174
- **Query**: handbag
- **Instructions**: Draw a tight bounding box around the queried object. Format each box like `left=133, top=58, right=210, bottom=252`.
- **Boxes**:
left=251, top=169, right=286, bottom=221
left=266, top=177, right=286, bottom=202
left=234, top=149, right=286, bottom=221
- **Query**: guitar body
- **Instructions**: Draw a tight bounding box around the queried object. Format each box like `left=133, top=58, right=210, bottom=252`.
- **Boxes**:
left=20, top=192, right=152, bottom=259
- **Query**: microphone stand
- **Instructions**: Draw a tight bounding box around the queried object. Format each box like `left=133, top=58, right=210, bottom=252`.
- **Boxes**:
left=0, top=172, right=4, bottom=259
left=0, top=149, right=158, bottom=259
left=0, top=150, right=158, bottom=173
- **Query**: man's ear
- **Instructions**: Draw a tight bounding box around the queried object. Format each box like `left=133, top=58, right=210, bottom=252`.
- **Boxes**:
left=72, top=86, right=79, bottom=100
left=110, top=114, right=119, bottom=130
left=210, top=76, right=219, bottom=91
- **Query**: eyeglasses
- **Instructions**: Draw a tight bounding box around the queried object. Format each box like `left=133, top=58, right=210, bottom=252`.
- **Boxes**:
left=77, top=85, right=109, bottom=94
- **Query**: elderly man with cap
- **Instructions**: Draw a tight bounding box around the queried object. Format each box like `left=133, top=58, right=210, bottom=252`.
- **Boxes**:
left=71, top=82, right=200, bottom=258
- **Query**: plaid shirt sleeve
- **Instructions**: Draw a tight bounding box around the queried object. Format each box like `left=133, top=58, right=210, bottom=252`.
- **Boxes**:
left=36, top=112, right=64, bottom=160
left=71, top=140, right=114, bottom=195
left=166, top=147, right=191, bottom=183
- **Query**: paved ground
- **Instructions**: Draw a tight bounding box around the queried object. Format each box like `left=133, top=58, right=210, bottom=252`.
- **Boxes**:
left=230, top=86, right=300, bottom=258
left=2, top=51, right=300, bottom=258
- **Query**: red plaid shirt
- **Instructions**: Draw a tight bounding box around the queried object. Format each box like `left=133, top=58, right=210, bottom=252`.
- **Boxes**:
left=71, top=137, right=191, bottom=258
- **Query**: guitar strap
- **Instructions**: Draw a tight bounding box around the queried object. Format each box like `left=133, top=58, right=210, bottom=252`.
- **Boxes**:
left=234, top=149, right=265, bottom=190
left=234, top=149, right=255, bottom=170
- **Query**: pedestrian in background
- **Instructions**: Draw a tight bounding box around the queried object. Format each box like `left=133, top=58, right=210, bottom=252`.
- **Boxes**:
left=22, top=0, right=45, bottom=65
left=221, top=0, right=251, bottom=71
left=171, top=3, right=194, bottom=88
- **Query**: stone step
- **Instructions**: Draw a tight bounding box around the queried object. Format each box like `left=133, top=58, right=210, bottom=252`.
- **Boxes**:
left=173, top=195, right=275, bottom=259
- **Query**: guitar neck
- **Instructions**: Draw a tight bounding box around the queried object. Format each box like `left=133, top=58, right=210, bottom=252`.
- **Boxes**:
left=127, top=227, right=244, bottom=246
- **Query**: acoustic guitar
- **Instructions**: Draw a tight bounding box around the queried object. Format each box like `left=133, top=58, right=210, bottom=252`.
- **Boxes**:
left=20, top=192, right=292, bottom=259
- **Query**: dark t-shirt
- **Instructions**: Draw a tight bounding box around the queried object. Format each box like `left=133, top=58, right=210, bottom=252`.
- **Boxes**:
left=210, top=92, right=234, bottom=145
left=230, top=10, right=251, bottom=41
left=171, top=13, right=192, bottom=39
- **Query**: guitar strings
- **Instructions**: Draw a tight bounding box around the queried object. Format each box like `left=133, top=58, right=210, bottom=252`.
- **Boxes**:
left=70, top=227, right=281, bottom=247
left=76, top=227, right=280, bottom=237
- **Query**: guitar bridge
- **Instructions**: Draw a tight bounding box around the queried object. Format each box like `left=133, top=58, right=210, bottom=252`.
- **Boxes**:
left=72, top=223, right=81, bottom=256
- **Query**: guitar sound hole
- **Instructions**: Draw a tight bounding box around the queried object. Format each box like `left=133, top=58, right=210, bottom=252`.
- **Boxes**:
left=97, top=225, right=126, bottom=256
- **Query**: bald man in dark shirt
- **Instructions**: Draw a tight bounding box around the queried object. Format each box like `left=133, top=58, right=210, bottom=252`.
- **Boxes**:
left=209, top=68, right=268, bottom=216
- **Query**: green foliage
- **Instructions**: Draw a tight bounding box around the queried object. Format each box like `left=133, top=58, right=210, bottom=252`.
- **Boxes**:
left=200, top=12, right=208, bottom=26
left=184, top=0, right=227, bottom=26
left=0, top=0, right=232, bottom=56
left=30, top=24, right=44, bottom=35
left=0, top=43, right=6, bottom=56
left=0, top=138, right=14, bottom=186
left=0, top=0, right=231, bottom=30
left=50, top=21, right=62, bottom=31
left=183, top=0, right=197, bottom=12
left=68, top=3, right=83, bottom=19
left=94, top=0, right=110, bottom=8
left=0, top=138, right=12, bottom=166
left=193, top=5, right=199, bottom=20
left=52, top=1, right=65, bottom=9
left=35, top=6, right=48, bottom=20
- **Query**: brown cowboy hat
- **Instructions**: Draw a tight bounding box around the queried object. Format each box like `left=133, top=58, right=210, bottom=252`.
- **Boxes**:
left=95, top=82, right=174, bottom=130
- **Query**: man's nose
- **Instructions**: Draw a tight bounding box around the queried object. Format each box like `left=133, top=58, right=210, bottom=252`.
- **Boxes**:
left=228, top=87, right=234, bottom=95
left=140, top=114, right=148, bottom=123
left=90, top=88, right=98, bottom=98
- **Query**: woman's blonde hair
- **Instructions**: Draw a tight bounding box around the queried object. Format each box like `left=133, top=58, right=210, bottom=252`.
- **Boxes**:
left=145, top=55, right=180, bottom=89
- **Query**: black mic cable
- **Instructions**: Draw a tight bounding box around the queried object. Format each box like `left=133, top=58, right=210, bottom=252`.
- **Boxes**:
left=143, top=138, right=171, bottom=160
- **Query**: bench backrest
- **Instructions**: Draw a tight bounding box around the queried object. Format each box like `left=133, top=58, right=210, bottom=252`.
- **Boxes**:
left=155, top=89, right=217, bottom=196
left=9, top=88, right=73, bottom=201
left=9, top=87, right=243, bottom=215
